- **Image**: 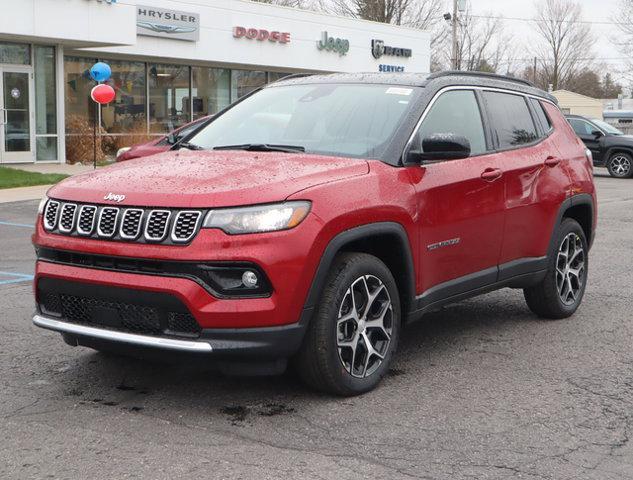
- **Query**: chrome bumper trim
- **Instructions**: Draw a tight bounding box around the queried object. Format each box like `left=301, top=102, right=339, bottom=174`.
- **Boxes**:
left=32, top=314, right=213, bottom=353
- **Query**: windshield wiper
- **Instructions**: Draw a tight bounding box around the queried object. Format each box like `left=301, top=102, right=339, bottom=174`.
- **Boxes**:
left=213, top=143, right=305, bottom=153
left=177, top=142, right=204, bottom=151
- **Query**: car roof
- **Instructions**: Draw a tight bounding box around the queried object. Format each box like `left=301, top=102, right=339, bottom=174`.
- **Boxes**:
left=273, top=71, right=556, bottom=103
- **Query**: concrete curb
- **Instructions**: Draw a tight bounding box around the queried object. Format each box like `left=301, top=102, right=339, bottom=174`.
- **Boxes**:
left=0, top=185, right=51, bottom=204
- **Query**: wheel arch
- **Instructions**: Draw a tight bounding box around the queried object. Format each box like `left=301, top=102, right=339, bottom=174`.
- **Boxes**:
left=303, top=222, right=416, bottom=319
left=605, top=147, right=633, bottom=163
left=548, top=194, right=595, bottom=257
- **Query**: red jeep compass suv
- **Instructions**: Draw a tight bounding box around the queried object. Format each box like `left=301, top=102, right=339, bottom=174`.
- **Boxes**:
left=33, top=72, right=596, bottom=396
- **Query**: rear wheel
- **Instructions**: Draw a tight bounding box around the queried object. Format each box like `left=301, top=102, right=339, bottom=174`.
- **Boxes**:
left=296, top=253, right=401, bottom=396
left=607, top=152, right=633, bottom=178
left=523, top=218, right=588, bottom=319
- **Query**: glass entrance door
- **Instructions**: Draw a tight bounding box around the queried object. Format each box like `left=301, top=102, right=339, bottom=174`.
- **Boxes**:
left=0, top=68, right=34, bottom=163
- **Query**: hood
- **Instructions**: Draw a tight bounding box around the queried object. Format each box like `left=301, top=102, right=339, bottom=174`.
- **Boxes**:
left=49, top=150, right=369, bottom=208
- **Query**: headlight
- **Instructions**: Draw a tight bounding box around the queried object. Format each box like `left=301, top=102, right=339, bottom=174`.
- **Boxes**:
left=203, top=201, right=311, bottom=234
left=38, top=196, right=48, bottom=214
left=116, top=147, right=131, bottom=159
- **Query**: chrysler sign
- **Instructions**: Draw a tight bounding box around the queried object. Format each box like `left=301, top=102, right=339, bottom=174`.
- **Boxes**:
left=137, top=6, right=200, bottom=42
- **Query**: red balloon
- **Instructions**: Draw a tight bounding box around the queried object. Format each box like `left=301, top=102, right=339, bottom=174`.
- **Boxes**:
left=91, top=84, right=116, bottom=104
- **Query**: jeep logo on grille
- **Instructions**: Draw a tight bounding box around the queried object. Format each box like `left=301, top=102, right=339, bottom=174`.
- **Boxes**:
left=103, top=192, right=126, bottom=203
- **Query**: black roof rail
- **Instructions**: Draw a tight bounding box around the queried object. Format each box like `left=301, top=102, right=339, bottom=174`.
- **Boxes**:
left=427, top=70, right=535, bottom=88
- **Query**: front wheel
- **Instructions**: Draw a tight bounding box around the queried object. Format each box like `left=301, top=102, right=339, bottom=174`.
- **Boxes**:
left=523, top=218, right=588, bottom=319
left=607, top=152, right=633, bottom=178
left=296, top=253, right=401, bottom=396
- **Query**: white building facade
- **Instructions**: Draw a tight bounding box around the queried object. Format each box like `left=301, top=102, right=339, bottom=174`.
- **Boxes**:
left=0, top=0, right=430, bottom=164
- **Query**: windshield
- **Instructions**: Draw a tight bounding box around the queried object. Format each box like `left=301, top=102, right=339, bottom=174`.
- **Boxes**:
left=188, top=83, right=420, bottom=159
left=591, top=118, right=624, bottom=135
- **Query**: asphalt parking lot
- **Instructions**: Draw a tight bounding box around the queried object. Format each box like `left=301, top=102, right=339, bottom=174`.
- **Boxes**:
left=1, top=169, right=632, bottom=480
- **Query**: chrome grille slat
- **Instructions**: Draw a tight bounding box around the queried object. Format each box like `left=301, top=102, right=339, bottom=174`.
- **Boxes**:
left=42, top=201, right=201, bottom=245
left=144, top=210, right=171, bottom=242
left=120, top=209, right=144, bottom=240
left=43, top=200, right=60, bottom=231
left=97, top=207, right=120, bottom=238
left=77, top=205, right=97, bottom=236
left=171, top=211, right=202, bottom=243
left=58, top=204, right=78, bottom=233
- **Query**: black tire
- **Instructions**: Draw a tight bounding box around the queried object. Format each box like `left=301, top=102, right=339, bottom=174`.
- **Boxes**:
left=296, top=252, right=401, bottom=396
left=607, top=152, right=633, bottom=178
left=524, top=218, right=588, bottom=319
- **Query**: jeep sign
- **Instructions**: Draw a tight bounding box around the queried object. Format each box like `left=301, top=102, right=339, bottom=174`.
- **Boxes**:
left=317, top=31, right=349, bottom=56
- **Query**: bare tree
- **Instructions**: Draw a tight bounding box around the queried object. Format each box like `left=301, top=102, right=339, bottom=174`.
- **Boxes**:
left=321, top=0, right=442, bottom=27
left=432, top=4, right=518, bottom=74
left=531, top=0, right=594, bottom=90
left=611, top=0, right=633, bottom=82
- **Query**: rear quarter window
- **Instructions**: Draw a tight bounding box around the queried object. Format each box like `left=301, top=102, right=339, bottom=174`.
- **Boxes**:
left=483, top=91, right=538, bottom=149
left=529, top=98, right=553, bottom=133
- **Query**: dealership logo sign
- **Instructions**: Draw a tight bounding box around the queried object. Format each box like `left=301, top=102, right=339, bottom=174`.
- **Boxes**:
left=233, top=27, right=291, bottom=44
left=317, top=31, right=349, bottom=56
left=371, top=39, right=412, bottom=59
left=137, top=6, right=200, bottom=42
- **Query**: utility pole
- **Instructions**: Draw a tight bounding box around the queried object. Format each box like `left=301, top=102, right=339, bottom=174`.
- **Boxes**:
left=451, top=0, right=458, bottom=70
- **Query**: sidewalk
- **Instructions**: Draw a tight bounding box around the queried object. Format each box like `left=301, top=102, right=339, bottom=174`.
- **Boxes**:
left=0, top=163, right=102, bottom=204
left=4, top=163, right=99, bottom=176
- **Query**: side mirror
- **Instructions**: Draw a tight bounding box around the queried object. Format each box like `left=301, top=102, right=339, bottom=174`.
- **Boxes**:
left=591, top=130, right=603, bottom=138
left=406, top=133, right=471, bottom=163
left=167, top=133, right=177, bottom=145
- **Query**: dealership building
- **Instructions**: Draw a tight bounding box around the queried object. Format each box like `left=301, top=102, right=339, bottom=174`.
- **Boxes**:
left=0, top=0, right=430, bottom=164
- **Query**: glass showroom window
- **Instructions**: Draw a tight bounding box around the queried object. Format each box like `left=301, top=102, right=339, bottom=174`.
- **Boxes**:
left=0, top=42, right=31, bottom=65
left=192, top=66, right=230, bottom=120
left=231, top=70, right=266, bottom=101
left=267, top=72, right=293, bottom=83
left=100, top=59, right=147, bottom=157
left=149, top=64, right=191, bottom=134
left=64, top=56, right=98, bottom=164
left=34, top=46, right=57, bottom=161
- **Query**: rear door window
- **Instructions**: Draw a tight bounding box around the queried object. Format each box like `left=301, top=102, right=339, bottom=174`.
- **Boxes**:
left=483, top=91, right=538, bottom=148
left=417, top=89, right=487, bottom=156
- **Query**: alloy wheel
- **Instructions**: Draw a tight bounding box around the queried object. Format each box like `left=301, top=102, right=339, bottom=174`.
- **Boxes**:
left=556, top=233, right=585, bottom=306
left=610, top=155, right=632, bottom=177
left=336, top=275, right=393, bottom=378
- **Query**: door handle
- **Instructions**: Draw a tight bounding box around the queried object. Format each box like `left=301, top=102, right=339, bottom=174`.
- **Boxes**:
left=544, top=156, right=561, bottom=167
left=481, top=168, right=503, bottom=181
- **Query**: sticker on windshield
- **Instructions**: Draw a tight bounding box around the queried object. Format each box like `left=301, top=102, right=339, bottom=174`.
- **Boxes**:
left=385, top=87, right=412, bottom=96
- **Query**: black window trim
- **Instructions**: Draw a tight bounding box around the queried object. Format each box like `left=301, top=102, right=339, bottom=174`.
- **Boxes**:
left=402, top=85, right=559, bottom=165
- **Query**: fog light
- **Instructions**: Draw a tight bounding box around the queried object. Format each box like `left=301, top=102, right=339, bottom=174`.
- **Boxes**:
left=242, top=270, right=259, bottom=288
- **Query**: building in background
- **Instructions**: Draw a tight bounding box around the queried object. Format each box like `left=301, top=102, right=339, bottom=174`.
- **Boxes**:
left=0, top=0, right=430, bottom=164
left=551, top=90, right=603, bottom=119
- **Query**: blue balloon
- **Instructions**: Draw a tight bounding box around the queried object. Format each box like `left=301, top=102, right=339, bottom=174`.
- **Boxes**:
left=90, top=62, right=112, bottom=82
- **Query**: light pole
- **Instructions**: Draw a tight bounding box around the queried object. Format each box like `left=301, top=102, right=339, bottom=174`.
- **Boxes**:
left=451, top=0, right=458, bottom=70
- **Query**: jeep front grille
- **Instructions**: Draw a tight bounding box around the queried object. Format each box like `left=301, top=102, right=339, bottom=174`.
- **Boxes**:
left=44, top=200, right=61, bottom=231
left=42, top=199, right=203, bottom=245
left=77, top=205, right=97, bottom=235
left=145, top=210, right=171, bottom=242
left=171, top=211, right=202, bottom=243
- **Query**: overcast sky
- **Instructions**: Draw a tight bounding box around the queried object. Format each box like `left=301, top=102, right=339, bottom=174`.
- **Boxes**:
left=461, top=0, right=627, bottom=83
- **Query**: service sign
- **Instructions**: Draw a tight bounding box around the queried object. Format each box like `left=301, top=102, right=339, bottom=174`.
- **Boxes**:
left=137, top=5, right=200, bottom=42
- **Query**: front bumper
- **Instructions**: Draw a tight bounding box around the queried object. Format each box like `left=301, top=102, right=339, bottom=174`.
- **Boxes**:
left=33, top=310, right=309, bottom=358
